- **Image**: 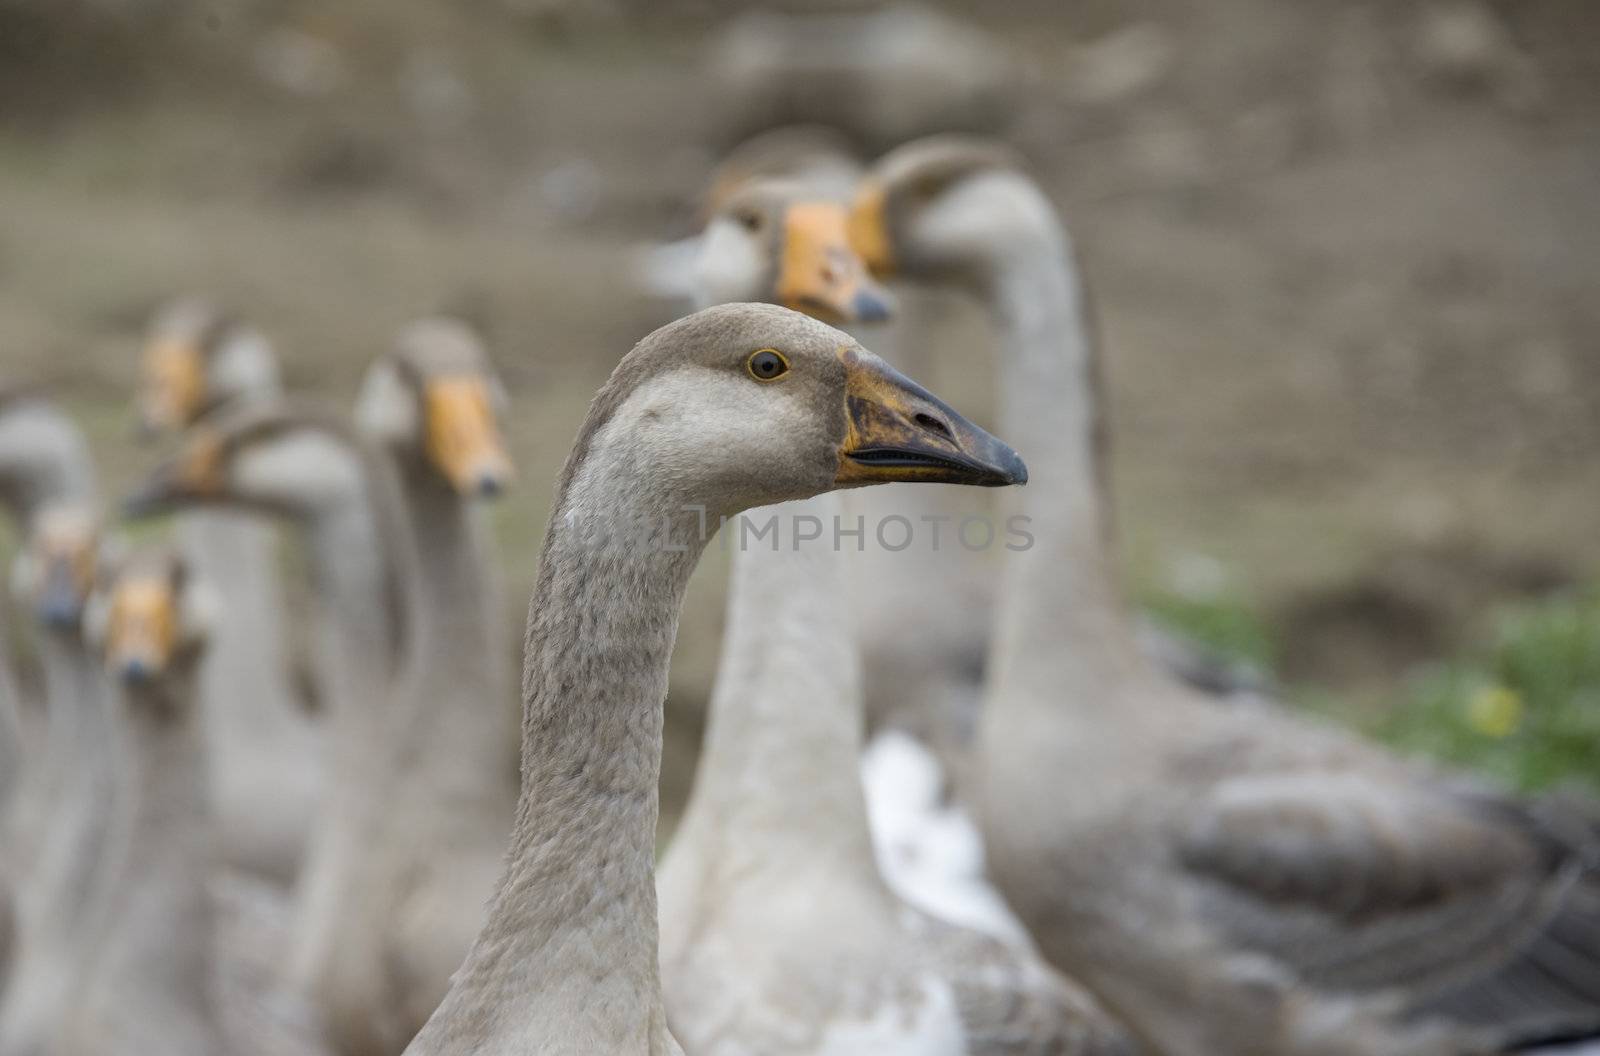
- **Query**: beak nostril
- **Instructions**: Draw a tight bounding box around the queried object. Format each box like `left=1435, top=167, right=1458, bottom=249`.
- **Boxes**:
left=914, top=412, right=953, bottom=439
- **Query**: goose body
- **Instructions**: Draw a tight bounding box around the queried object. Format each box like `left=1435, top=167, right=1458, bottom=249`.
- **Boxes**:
left=658, top=492, right=1135, bottom=1056
left=351, top=318, right=518, bottom=1042
left=849, top=135, right=1600, bottom=1055
left=126, top=406, right=432, bottom=1055
left=0, top=505, right=120, bottom=1055
left=58, top=545, right=332, bottom=1056
left=400, top=303, right=1024, bottom=1054
left=137, top=296, right=323, bottom=885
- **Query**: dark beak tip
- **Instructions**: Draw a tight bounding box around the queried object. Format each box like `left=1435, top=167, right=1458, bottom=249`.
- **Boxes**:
left=852, top=289, right=894, bottom=324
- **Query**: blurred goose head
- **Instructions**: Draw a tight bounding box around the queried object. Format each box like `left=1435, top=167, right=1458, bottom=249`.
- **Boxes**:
left=0, top=388, right=97, bottom=522
left=11, top=504, right=104, bottom=632
left=124, top=406, right=369, bottom=522
left=354, top=319, right=515, bottom=500
left=849, top=135, right=1056, bottom=288
left=137, top=296, right=281, bottom=435
left=86, top=546, right=212, bottom=692
left=697, top=179, right=894, bottom=324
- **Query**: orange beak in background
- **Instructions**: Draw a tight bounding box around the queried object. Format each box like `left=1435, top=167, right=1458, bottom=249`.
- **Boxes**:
left=422, top=377, right=515, bottom=498
left=777, top=202, right=894, bottom=325
left=139, top=338, right=206, bottom=434
left=846, top=181, right=894, bottom=279
left=106, top=577, right=178, bottom=684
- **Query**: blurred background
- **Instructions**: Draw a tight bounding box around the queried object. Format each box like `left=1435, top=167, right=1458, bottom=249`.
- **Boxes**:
left=2, top=0, right=1597, bottom=825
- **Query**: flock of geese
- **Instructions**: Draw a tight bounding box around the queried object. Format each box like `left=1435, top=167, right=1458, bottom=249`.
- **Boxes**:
left=0, top=127, right=1596, bottom=1056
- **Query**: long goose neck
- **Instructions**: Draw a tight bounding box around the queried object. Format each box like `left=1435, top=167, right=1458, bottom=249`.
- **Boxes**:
left=92, top=676, right=215, bottom=1007
left=39, top=629, right=109, bottom=774
left=0, top=615, right=19, bottom=798
left=393, top=466, right=511, bottom=809
left=986, top=237, right=1145, bottom=693
left=31, top=629, right=115, bottom=926
left=428, top=443, right=705, bottom=1049
left=677, top=493, right=878, bottom=878
left=177, top=510, right=291, bottom=731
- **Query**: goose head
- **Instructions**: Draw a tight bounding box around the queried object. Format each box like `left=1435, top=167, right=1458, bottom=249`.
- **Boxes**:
left=848, top=135, right=1060, bottom=289
left=86, top=546, right=212, bottom=694
left=0, top=388, right=96, bottom=524
left=11, top=504, right=104, bottom=633
left=137, top=296, right=282, bottom=435
left=569, top=303, right=1024, bottom=523
left=354, top=318, right=515, bottom=499
left=696, top=179, right=894, bottom=324
left=123, top=406, right=370, bottom=523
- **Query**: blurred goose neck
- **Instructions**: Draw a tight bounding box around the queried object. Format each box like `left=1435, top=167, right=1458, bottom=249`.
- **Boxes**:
left=86, top=678, right=215, bottom=1011
left=675, top=493, right=879, bottom=877
left=987, top=236, right=1144, bottom=690
left=178, top=511, right=292, bottom=732
left=394, top=471, right=511, bottom=809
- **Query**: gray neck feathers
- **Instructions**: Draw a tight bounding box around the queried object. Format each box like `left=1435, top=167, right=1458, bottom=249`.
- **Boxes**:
left=418, top=424, right=704, bottom=1051
left=85, top=675, right=217, bottom=1024
left=673, top=492, right=879, bottom=880
left=392, top=466, right=513, bottom=816
left=29, top=630, right=117, bottom=929
left=178, top=511, right=293, bottom=735
left=987, top=236, right=1144, bottom=697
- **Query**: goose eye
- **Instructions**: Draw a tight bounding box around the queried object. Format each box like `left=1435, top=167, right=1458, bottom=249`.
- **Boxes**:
left=745, top=349, right=789, bottom=382
left=736, top=209, right=763, bottom=233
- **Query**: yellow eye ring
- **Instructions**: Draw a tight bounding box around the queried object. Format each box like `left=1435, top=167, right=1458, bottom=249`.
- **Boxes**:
left=746, top=348, right=790, bottom=382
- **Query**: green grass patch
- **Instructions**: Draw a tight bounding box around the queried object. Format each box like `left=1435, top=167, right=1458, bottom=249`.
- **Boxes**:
left=1140, top=589, right=1278, bottom=674
left=1369, top=589, right=1600, bottom=794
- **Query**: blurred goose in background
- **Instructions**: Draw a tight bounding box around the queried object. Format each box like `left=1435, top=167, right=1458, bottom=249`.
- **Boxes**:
left=852, top=134, right=1600, bottom=1055
left=402, top=303, right=1023, bottom=1055
left=659, top=491, right=1135, bottom=1056
left=351, top=318, right=518, bottom=1042
left=1, top=504, right=118, bottom=1055
left=635, top=125, right=870, bottom=310
left=137, top=296, right=322, bottom=885
left=125, top=404, right=480, bottom=1055
left=56, top=545, right=330, bottom=1056
left=688, top=177, right=892, bottom=323
left=665, top=189, right=1125, bottom=1052
left=0, top=386, right=98, bottom=754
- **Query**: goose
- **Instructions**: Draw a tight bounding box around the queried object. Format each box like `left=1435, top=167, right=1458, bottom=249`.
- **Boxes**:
left=0, top=504, right=120, bottom=1055
left=124, top=403, right=435, bottom=1056
left=137, top=295, right=321, bottom=884
left=688, top=177, right=893, bottom=325
left=634, top=125, right=868, bottom=307
left=0, top=386, right=98, bottom=753
left=658, top=488, right=1136, bottom=1055
left=668, top=182, right=1129, bottom=1052
left=849, top=135, right=1600, bottom=1055
left=60, top=544, right=333, bottom=1056
left=394, top=302, right=1023, bottom=1054
left=350, top=316, right=519, bottom=1040
left=55, top=543, right=227, bottom=1056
